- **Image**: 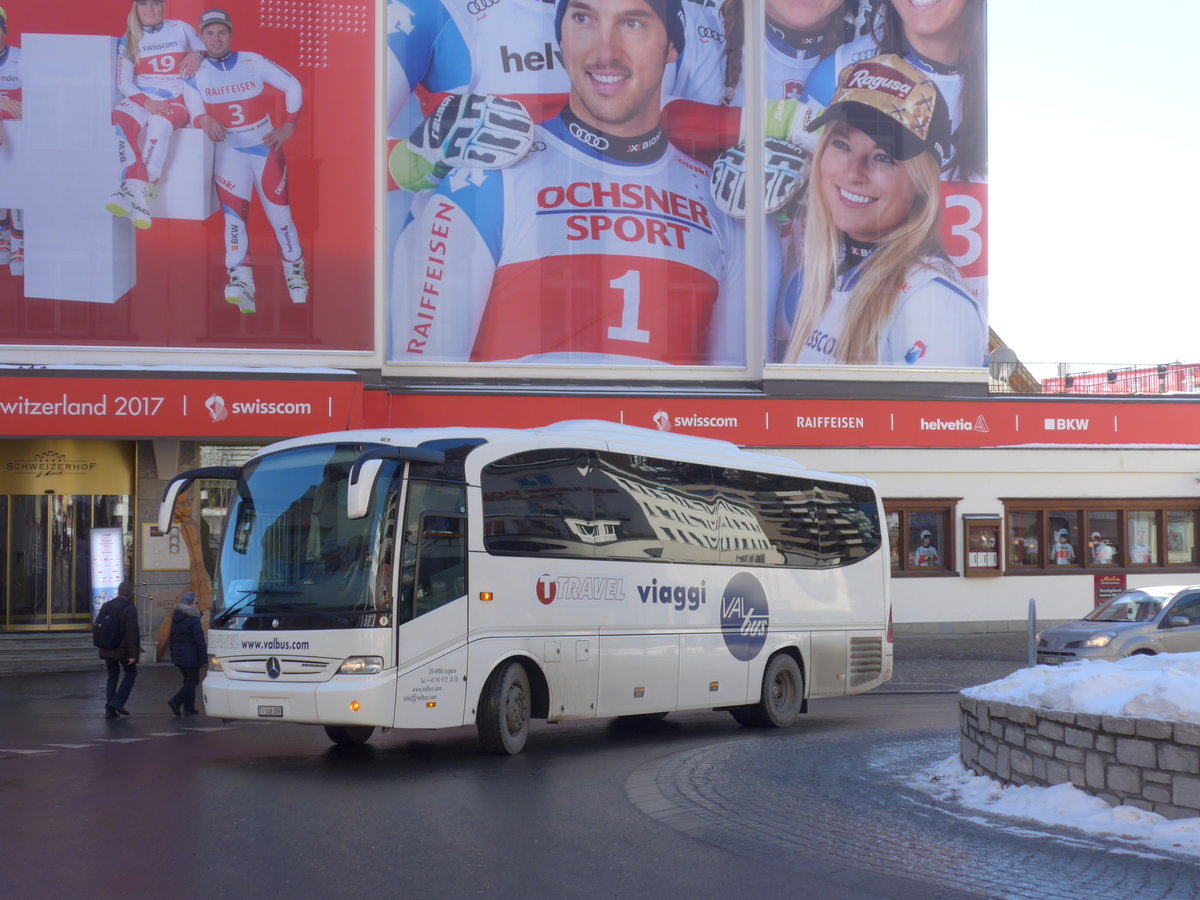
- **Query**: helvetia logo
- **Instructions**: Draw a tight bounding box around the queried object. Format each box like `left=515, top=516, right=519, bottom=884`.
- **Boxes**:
left=720, top=573, right=769, bottom=661
left=653, top=409, right=671, bottom=432
left=919, top=415, right=989, bottom=433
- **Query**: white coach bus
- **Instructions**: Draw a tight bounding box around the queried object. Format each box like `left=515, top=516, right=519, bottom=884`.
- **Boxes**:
left=159, top=421, right=892, bottom=754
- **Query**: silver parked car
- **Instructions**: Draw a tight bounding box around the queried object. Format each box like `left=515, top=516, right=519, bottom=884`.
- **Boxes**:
left=1036, top=585, right=1200, bottom=664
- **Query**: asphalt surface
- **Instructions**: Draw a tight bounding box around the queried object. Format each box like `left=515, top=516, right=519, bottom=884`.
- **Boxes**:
left=5, top=632, right=1200, bottom=900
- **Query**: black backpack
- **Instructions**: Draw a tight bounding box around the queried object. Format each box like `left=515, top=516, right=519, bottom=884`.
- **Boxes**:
left=92, top=601, right=124, bottom=650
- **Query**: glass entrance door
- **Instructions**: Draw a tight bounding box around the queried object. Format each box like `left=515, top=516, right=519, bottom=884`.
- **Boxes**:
left=2, top=494, right=132, bottom=631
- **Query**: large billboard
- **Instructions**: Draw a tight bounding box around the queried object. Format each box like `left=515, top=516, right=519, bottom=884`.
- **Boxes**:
left=0, top=1, right=373, bottom=352
left=385, top=0, right=986, bottom=372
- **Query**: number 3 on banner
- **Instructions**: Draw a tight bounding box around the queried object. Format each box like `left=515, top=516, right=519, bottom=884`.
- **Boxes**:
left=944, top=192, right=983, bottom=269
left=607, top=270, right=650, bottom=344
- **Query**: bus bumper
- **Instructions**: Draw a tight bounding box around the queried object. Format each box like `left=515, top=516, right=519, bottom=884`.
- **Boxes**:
left=202, top=669, right=397, bottom=728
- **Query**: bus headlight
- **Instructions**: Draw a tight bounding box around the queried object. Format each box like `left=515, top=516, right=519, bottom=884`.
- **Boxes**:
left=338, top=656, right=384, bottom=675
left=208, top=655, right=223, bottom=671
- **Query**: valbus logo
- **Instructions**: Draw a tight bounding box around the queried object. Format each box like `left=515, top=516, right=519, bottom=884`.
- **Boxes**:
left=720, top=573, right=769, bottom=662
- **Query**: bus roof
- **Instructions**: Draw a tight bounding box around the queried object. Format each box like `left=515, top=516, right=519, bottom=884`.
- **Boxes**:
left=247, top=421, right=874, bottom=487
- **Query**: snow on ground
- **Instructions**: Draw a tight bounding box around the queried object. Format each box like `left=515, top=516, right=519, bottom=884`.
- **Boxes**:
left=912, top=653, right=1200, bottom=858
left=917, top=755, right=1200, bottom=858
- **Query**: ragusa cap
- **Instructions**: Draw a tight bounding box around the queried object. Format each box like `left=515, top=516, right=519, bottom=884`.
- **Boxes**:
left=199, top=8, right=233, bottom=30
left=807, top=52, right=951, bottom=165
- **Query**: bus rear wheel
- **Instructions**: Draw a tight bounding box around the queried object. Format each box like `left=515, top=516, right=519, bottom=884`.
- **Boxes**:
left=752, top=654, right=804, bottom=728
left=478, top=660, right=531, bottom=755
left=324, top=725, right=375, bottom=746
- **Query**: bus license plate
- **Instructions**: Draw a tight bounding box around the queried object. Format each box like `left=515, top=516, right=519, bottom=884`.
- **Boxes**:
left=258, top=705, right=284, bottom=717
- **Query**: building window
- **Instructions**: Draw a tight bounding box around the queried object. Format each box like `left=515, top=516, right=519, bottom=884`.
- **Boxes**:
left=885, top=501, right=957, bottom=575
left=1087, top=510, right=1119, bottom=566
left=1003, top=502, right=1200, bottom=572
left=1127, top=511, right=1157, bottom=565
left=1168, top=511, right=1196, bottom=565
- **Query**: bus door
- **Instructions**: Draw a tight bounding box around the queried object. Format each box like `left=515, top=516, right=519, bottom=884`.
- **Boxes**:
left=393, top=481, right=469, bottom=726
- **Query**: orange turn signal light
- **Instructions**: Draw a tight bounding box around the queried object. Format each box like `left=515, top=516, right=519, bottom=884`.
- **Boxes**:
left=480, top=591, right=493, bottom=602
left=349, top=701, right=361, bottom=712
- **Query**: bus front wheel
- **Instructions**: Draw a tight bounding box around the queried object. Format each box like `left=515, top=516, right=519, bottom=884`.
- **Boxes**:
left=753, top=654, right=805, bottom=728
left=324, top=725, right=375, bottom=746
left=478, top=660, right=531, bottom=755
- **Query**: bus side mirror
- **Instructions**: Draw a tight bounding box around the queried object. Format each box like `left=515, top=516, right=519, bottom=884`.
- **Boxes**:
left=158, top=466, right=242, bottom=532
left=159, top=478, right=190, bottom=533
left=347, top=446, right=447, bottom=520
left=233, top=504, right=255, bottom=554
left=347, top=459, right=384, bottom=520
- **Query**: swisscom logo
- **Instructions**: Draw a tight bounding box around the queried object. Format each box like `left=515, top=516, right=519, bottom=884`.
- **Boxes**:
left=721, top=573, right=769, bottom=661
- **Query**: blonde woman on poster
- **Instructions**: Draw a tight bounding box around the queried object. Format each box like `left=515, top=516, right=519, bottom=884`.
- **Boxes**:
left=105, top=0, right=203, bottom=230
left=800, top=0, right=987, bottom=320
left=777, top=53, right=984, bottom=366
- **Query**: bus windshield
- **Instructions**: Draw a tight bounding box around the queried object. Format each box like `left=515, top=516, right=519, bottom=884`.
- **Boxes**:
left=213, top=443, right=401, bottom=630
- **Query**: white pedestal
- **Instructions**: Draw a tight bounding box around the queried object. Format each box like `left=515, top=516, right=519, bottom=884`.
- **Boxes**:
left=22, top=33, right=133, bottom=304
left=16, top=33, right=217, bottom=304
left=0, top=120, right=28, bottom=210
left=153, top=127, right=217, bottom=220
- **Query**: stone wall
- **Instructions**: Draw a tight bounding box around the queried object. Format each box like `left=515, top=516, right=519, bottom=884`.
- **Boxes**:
left=958, top=694, right=1200, bottom=820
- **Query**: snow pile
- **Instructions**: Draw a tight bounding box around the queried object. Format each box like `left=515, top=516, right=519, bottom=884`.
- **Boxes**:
left=961, top=652, right=1200, bottom=724
left=917, top=652, right=1200, bottom=858
left=921, top=755, right=1200, bottom=858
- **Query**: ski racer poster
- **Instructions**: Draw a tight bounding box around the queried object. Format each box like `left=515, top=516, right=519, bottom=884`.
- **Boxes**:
left=0, top=0, right=372, bottom=353
left=385, top=0, right=986, bottom=372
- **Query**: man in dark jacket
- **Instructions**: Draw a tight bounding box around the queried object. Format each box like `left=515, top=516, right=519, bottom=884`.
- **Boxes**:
left=98, top=581, right=141, bottom=718
left=167, top=591, right=207, bottom=716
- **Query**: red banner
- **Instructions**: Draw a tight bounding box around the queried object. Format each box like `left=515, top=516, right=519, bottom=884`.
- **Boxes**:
left=0, top=375, right=363, bottom=438
left=386, top=393, right=1200, bottom=449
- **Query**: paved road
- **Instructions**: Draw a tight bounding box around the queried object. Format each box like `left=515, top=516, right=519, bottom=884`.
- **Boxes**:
left=3, top=634, right=1198, bottom=899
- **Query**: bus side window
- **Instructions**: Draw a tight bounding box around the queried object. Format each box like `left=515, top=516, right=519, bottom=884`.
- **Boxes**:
left=413, top=513, right=466, bottom=619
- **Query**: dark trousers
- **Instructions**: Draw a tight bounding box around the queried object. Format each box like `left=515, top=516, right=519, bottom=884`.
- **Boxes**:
left=170, top=666, right=201, bottom=712
left=104, top=658, right=137, bottom=710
